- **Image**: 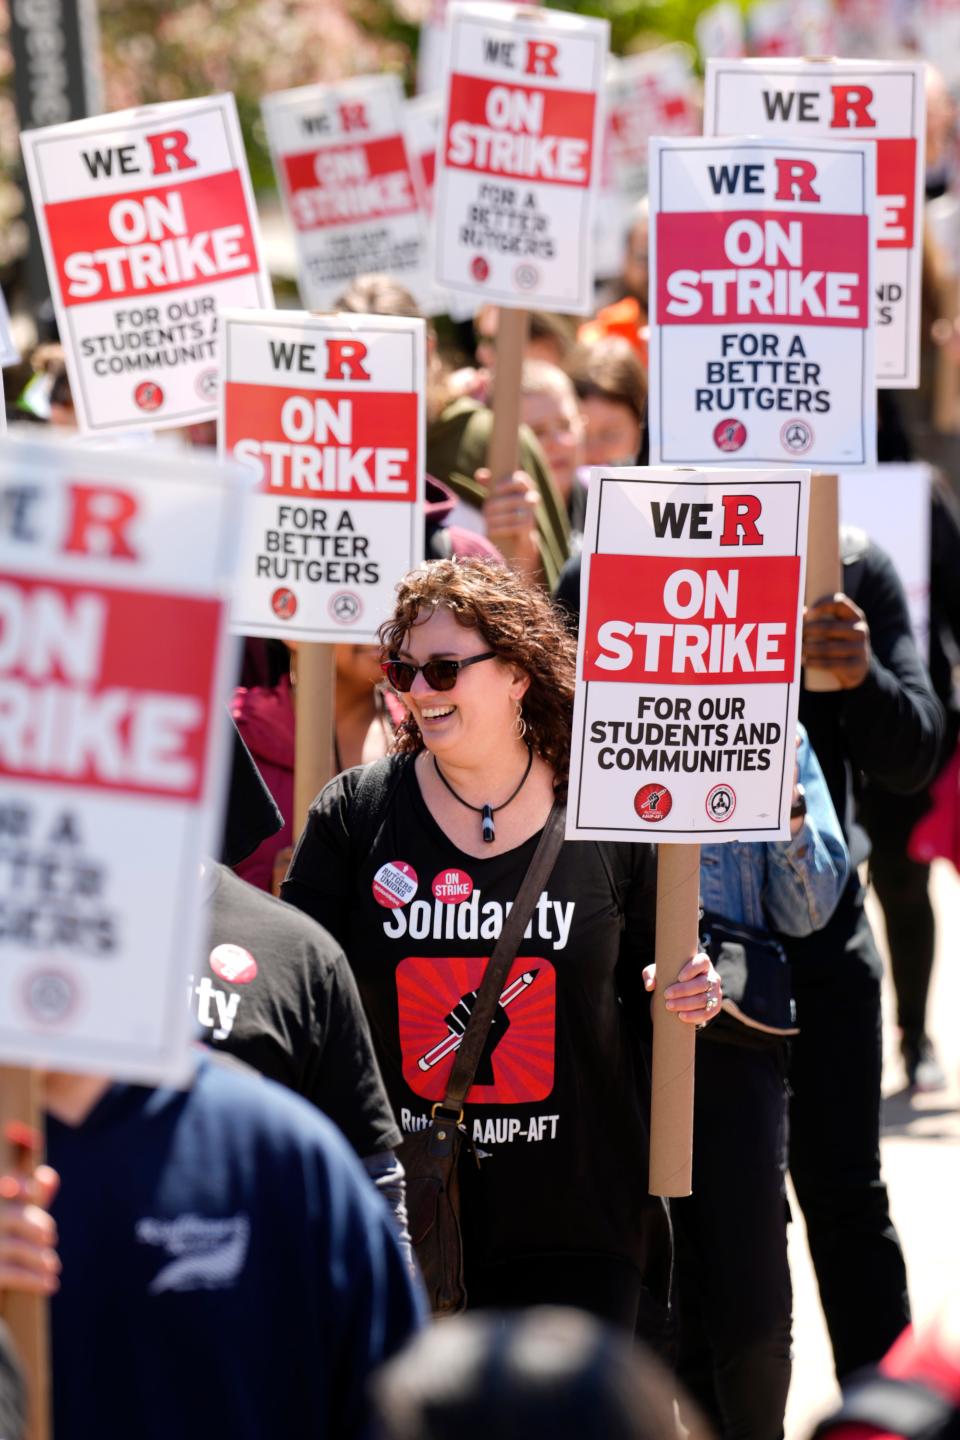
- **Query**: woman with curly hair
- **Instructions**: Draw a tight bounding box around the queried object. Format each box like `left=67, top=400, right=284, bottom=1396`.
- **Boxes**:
left=281, top=558, right=720, bottom=1332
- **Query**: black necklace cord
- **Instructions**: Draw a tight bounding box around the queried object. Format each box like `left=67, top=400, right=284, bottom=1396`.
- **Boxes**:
left=433, top=746, right=534, bottom=843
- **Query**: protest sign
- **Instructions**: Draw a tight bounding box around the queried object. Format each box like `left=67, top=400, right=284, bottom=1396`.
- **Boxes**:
left=434, top=1, right=609, bottom=315
left=608, top=47, right=699, bottom=216
left=705, top=58, right=926, bottom=389
left=21, top=94, right=272, bottom=435
left=263, top=74, right=429, bottom=312
left=648, top=135, right=876, bottom=468
left=403, top=93, right=449, bottom=315
left=0, top=438, right=240, bottom=1081
left=567, top=467, right=809, bottom=843
left=221, top=308, right=425, bottom=644
left=696, top=2, right=746, bottom=60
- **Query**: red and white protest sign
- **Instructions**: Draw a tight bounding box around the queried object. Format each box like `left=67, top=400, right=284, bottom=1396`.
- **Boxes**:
left=705, top=59, right=926, bottom=388
left=403, top=94, right=449, bottom=316
left=608, top=47, right=699, bottom=212
left=649, top=136, right=876, bottom=468
left=567, top=467, right=808, bottom=842
left=0, top=438, right=240, bottom=1080
left=221, top=308, right=425, bottom=643
left=263, top=74, right=429, bottom=312
left=435, top=1, right=609, bottom=314
left=21, top=95, right=272, bottom=435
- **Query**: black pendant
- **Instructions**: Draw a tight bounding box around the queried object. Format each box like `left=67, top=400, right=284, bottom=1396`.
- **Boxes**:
left=481, top=804, right=495, bottom=843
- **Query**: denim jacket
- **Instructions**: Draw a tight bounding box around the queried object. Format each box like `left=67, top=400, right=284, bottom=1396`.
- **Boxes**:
left=700, top=727, right=849, bottom=938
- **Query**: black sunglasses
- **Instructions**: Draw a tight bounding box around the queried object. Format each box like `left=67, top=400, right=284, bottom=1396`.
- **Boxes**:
left=381, top=651, right=497, bottom=693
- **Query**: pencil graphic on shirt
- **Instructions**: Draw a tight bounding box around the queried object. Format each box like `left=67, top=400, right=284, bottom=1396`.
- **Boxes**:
left=417, top=970, right=540, bottom=1071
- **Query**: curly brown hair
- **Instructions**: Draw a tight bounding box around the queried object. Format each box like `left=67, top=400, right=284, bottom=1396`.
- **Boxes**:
left=379, top=559, right=576, bottom=794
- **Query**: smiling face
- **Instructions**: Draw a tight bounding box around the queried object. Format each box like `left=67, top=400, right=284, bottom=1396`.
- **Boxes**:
left=392, top=607, right=528, bottom=765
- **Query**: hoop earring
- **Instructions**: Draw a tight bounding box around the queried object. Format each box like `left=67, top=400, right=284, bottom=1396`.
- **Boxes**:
left=514, top=701, right=527, bottom=740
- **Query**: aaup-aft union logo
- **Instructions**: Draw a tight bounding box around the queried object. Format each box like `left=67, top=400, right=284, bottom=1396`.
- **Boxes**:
left=396, top=954, right=556, bottom=1104
left=713, top=419, right=747, bottom=453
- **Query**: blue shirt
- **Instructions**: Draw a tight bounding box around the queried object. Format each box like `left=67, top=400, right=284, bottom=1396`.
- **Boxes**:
left=47, top=1055, right=424, bottom=1440
left=700, top=728, right=849, bottom=936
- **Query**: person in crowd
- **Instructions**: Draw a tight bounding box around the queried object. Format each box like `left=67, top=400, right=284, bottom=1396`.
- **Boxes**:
left=335, top=275, right=570, bottom=588
left=857, top=477, right=960, bottom=1090
left=675, top=731, right=849, bottom=1440
left=547, top=557, right=849, bottom=1434
left=519, top=361, right=588, bottom=538
left=790, top=527, right=944, bottom=1379
left=371, top=1306, right=715, bottom=1440
left=282, top=558, right=721, bottom=1331
left=567, top=337, right=646, bottom=468
left=197, top=857, right=411, bottom=1259
left=0, top=1056, right=423, bottom=1438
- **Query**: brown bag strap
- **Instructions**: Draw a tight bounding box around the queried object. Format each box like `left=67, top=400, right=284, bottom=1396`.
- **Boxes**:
left=437, top=803, right=566, bottom=1117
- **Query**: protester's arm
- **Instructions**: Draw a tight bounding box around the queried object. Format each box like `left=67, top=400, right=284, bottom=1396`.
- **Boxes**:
left=360, top=1152, right=413, bottom=1275
left=804, top=544, right=945, bottom=793
left=477, top=466, right=543, bottom=581
left=763, top=729, right=850, bottom=937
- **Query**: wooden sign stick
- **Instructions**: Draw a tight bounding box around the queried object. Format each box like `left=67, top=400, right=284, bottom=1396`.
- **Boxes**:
left=487, top=308, right=530, bottom=484
left=0, top=1067, right=50, bottom=1440
left=648, top=843, right=700, bottom=1197
left=804, top=472, right=842, bottom=694
left=293, top=642, right=337, bottom=840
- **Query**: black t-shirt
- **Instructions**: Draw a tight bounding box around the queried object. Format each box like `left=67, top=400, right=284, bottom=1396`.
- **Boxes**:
left=282, top=758, right=666, bottom=1272
left=195, top=863, right=401, bottom=1156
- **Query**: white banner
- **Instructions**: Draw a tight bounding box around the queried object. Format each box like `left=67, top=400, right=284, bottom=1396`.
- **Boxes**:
left=568, top=466, right=809, bottom=843
left=221, top=308, right=425, bottom=643
left=434, top=1, right=609, bottom=314
left=0, top=439, right=240, bottom=1081
left=705, top=58, right=926, bottom=389
left=649, top=135, right=876, bottom=468
left=263, top=74, right=430, bottom=312
left=21, top=94, right=272, bottom=434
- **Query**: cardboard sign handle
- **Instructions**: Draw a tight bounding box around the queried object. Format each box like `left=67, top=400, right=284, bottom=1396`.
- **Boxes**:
left=486, top=309, right=530, bottom=485
left=804, top=472, right=842, bottom=694
left=648, top=843, right=700, bottom=1198
left=0, top=1067, right=49, bottom=1440
left=293, top=642, right=337, bottom=840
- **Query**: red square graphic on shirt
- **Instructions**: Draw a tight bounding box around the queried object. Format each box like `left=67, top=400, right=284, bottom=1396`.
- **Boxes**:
left=396, top=955, right=556, bottom=1105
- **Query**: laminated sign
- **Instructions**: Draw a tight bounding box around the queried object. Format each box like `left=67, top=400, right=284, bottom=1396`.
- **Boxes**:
left=221, top=309, right=425, bottom=643
left=0, top=439, right=240, bottom=1081
left=21, top=95, right=272, bottom=434
left=263, top=75, right=430, bottom=311
left=649, top=136, right=876, bottom=468
left=567, top=468, right=809, bottom=843
left=705, top=59, right=926, bottom=388
left=435, top=1, right=609, bottom=314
